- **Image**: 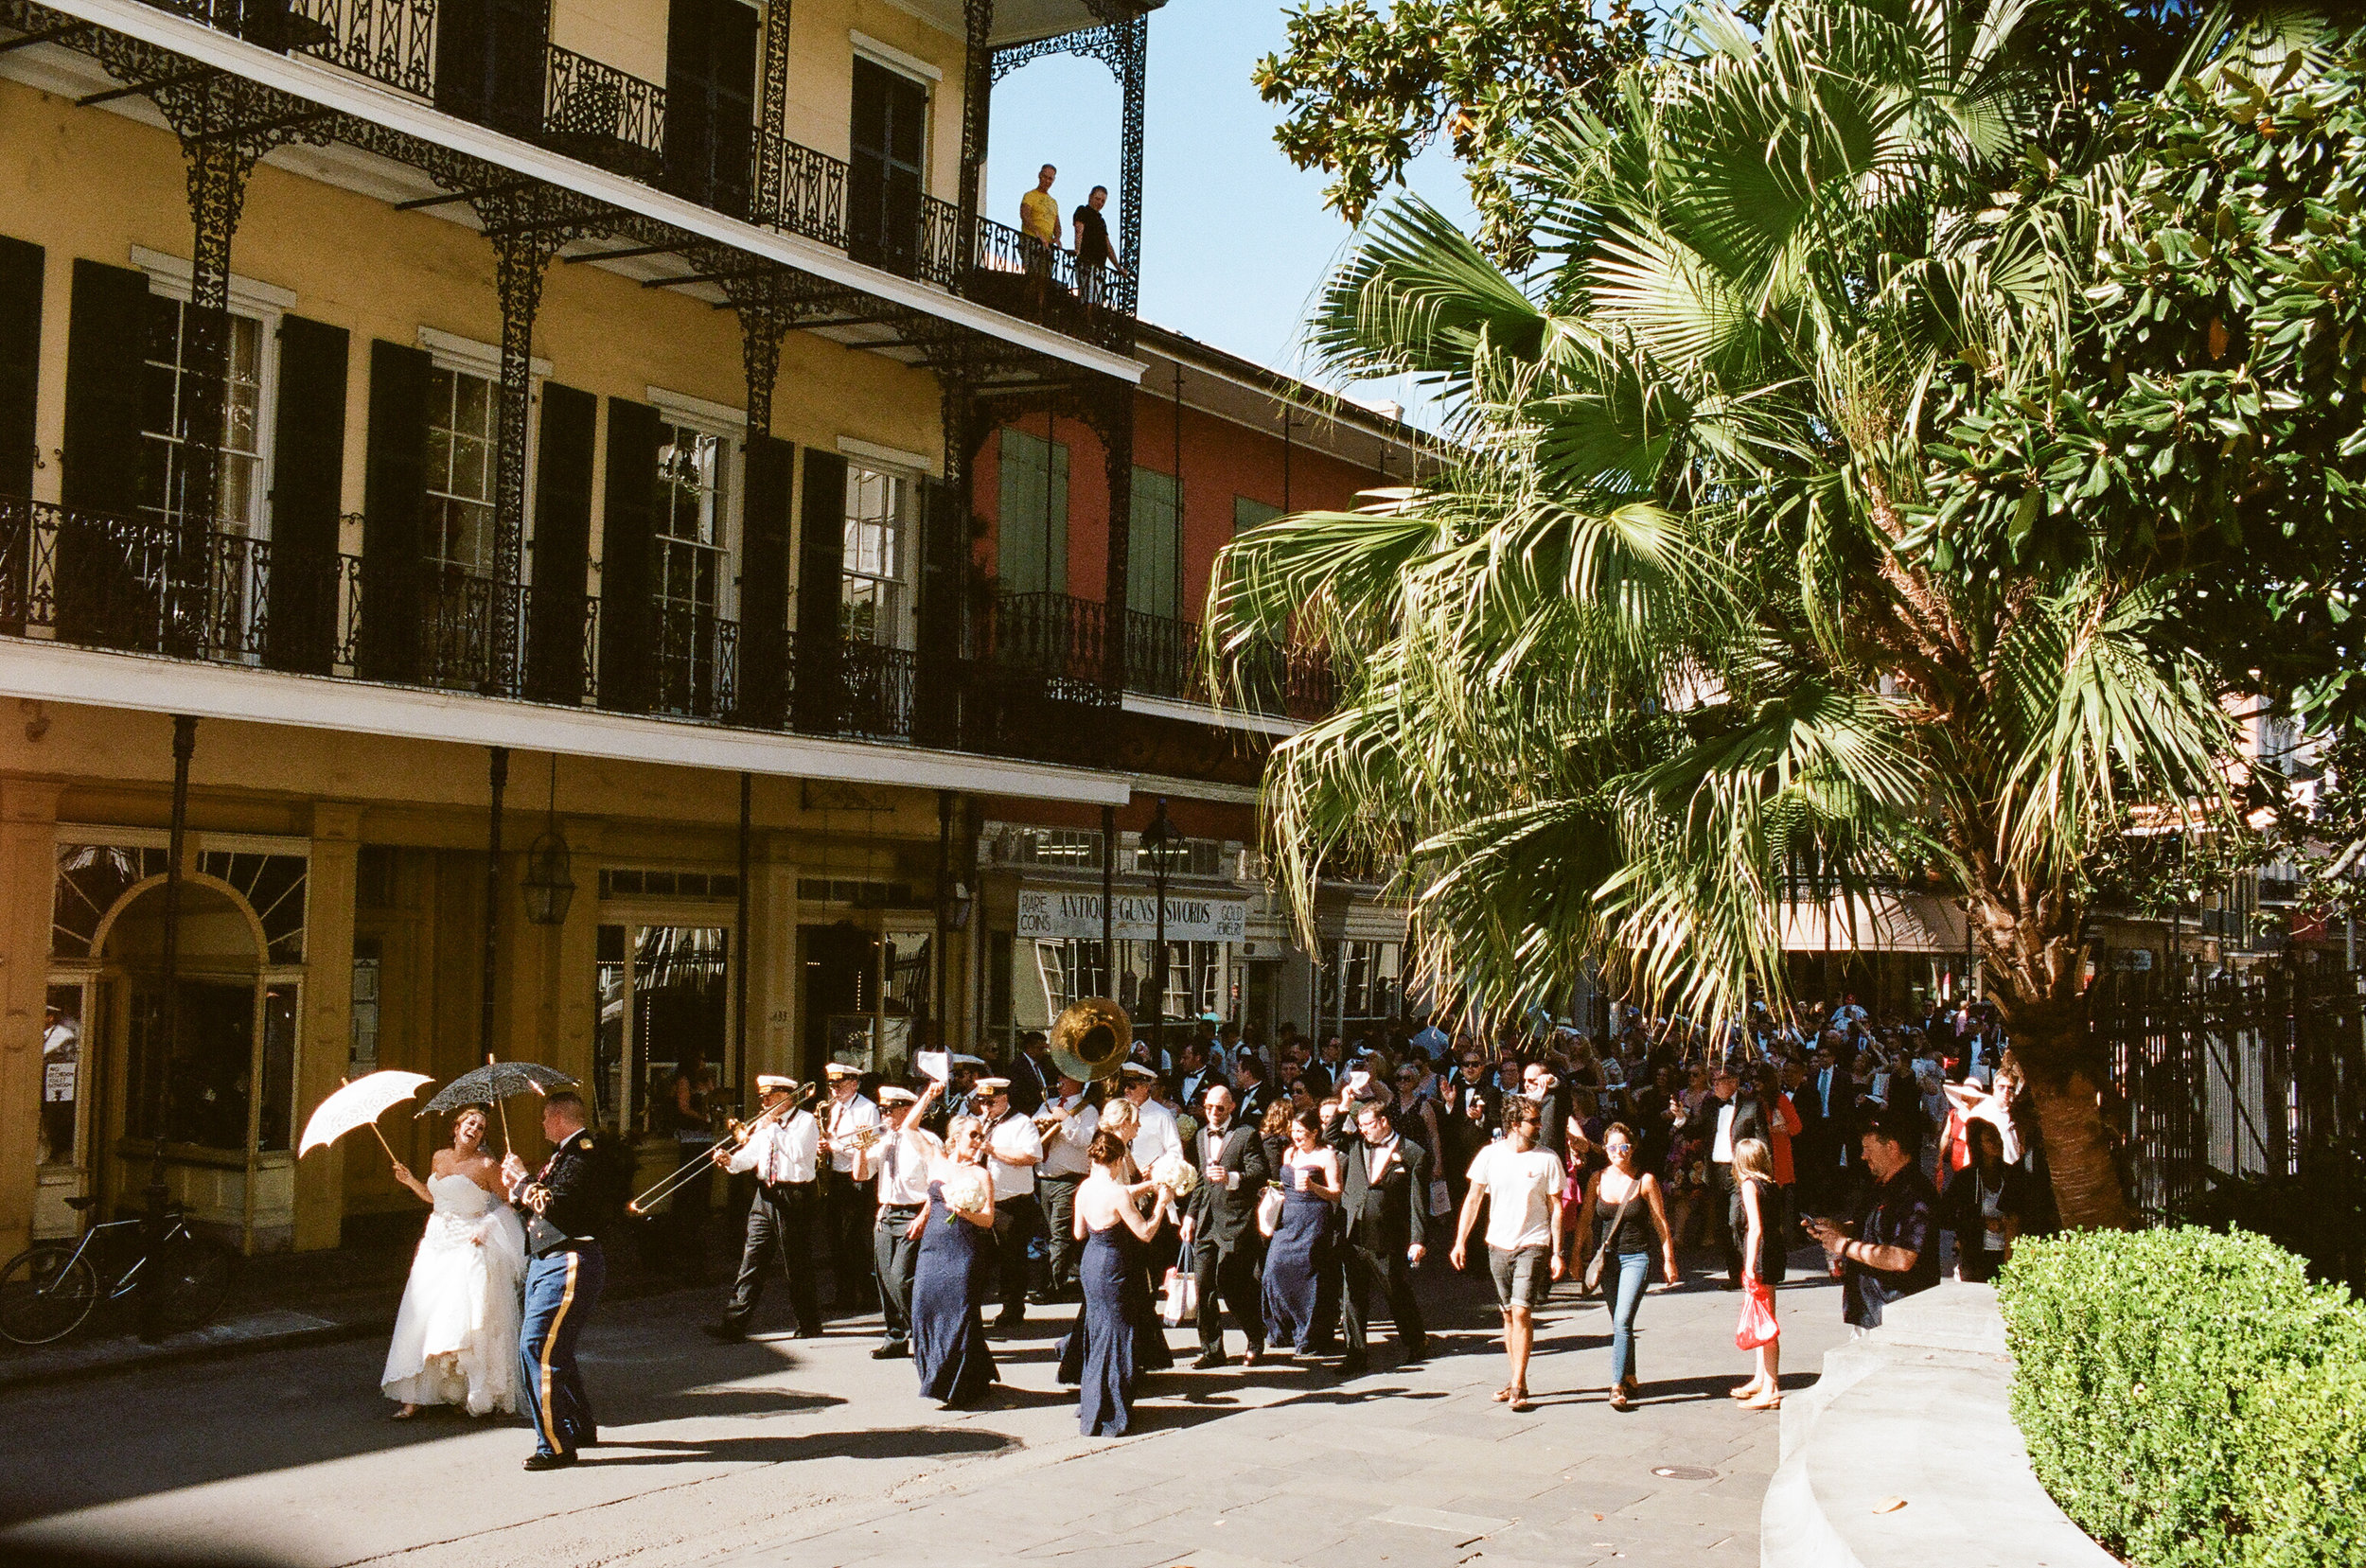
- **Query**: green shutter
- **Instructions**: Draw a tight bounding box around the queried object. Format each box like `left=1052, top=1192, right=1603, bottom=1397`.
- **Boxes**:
left=997, top=426, right=1067, bottom=596
left=1128, top=466, right=1179, bottom=621
left=1232, top=495, right=1281, bottom=536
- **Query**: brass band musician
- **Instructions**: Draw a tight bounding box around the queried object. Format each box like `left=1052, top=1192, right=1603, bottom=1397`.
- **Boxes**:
left=702, top=1075, right=821, bottom=1341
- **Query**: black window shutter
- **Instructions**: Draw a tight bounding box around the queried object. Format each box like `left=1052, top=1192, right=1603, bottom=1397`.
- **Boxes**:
left=490, top=0, right=549, bottom=138
left=0, top=235, right=41, bottom=502
left=360, top=338, right=432, bottom=683
left=0, top=236, right=39, bottom=640
left=599, top=396, right=662, bottom=713
left=912, top=474, right=964, bottom=748
left=663, top=0, right=753, bottom=217
left=62, top=258, right=148, bottom=518
left=712, top=0, right=757, bottom=219
left=266, top=314, right=348, bottom=675
left=738, top=432, right=792, bottom=726
left=794, top=447, right=846, bottom=732
left=434, top=0, right=492, bottom=121
left=527, top=381, right=595, bottom=702
left=58, top=258, right=151, bottom=645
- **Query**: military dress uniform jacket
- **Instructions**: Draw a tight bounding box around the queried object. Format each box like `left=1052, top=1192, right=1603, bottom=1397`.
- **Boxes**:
left=515, top=1130, right=608, bottom=1255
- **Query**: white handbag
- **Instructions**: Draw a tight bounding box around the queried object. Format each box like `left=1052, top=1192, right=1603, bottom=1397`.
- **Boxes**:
left=1257, top=1183, right=1285, bottom=1238
left=1159, top=1263, right=1197, bottom=1327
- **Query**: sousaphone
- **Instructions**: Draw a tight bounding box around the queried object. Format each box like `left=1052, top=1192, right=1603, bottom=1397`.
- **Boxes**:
left=1048, top=996, right=1131, bottom=1083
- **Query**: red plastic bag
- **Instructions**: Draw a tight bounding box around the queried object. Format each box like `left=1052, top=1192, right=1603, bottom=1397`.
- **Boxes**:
left=1735, top=1278, right=1779, bottom=1349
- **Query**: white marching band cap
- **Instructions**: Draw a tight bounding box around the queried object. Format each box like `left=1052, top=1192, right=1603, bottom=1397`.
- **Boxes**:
left=1120, top=1062, right=1157, bottom=1082
left=952, top=1053, right=987, bottom=1067
left=756, top=1074, right=800, bottom=1092
left=975, top=1076, right=1012, bottom=1091
left=878, top=1085, right=918, bottom=1105
left=823, top=1063, right=859, bottom=1079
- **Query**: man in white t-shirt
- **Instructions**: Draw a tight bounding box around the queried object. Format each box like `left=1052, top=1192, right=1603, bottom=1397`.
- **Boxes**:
left=1450, top=1097, right=1563, bottom=1411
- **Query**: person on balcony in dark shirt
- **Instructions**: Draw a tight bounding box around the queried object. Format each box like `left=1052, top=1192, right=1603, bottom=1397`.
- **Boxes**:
left=1073, top=185, right=1115, bottom=308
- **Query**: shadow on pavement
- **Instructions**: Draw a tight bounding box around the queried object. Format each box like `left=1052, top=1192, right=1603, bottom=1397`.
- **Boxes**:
left=589, top=1427, right=1015, bottom=1467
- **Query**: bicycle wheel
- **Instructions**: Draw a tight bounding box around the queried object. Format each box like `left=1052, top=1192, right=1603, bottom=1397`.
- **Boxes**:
left=0, top=1242, right=101, bottom=1346
left=152, top=1234, right=235, bottom=1331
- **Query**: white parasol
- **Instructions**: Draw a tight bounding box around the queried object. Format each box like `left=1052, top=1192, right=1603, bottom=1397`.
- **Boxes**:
left=300, top=1071, right=434, bottom=1162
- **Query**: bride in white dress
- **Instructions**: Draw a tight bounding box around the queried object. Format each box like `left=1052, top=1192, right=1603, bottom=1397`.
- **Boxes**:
left=381, top=1105, right=527, bottom=1418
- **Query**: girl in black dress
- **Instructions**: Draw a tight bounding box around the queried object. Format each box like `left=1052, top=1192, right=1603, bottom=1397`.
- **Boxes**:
left=1057, top=1128, right=1174, bottom=1435
left=1732, top=1136, right=1785, bottom=1410
left=909, top=1115, right=998, bottom=1408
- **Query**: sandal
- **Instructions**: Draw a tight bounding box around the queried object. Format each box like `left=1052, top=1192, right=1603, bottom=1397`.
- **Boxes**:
left=1508, top=1388, right=1533, bottom=1413
left=1729, top=1382, right=1762, bottom=1401
left=1608, top=1388, right=1632, bottom=1412
left=1492, top=1384, right=1515, bottom=1403
left=389, top=1405, right=422, bottom=1421
left=1739, top=1391, right=1783, bottom=1411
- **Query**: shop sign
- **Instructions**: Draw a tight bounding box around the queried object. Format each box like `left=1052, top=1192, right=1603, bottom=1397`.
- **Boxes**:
left=1016, top=887, right=1247, bottom=943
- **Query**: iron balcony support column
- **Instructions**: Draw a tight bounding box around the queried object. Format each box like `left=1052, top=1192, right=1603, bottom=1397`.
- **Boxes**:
left=736, top=771, right=752, bottom=1077
left=935, top=789, right=953, bottom=1049
left=754, top=0, right=793, bottom=219
left=1076, top=379, right=1132, bottom=691
left=1116, top=15, right=1144, bottom=287
left=475, top=194, right=596, bottom=696
left=956, top=0, right=993, bottom=278
left=140, top=714, right=198, bottom=1343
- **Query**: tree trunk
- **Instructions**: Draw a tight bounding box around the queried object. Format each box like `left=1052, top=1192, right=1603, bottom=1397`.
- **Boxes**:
left=1966, top=881, right=2133, bottom=1232
left=2016, top=1043, right=2133, bottom=1232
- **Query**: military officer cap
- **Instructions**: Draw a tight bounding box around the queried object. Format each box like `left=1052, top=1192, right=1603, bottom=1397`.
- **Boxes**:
left=823, top=1063, right=859, bottom=1081
left=755, top=1074, right=800, bottom=1093
left=975, top=1076, right=1012, bottom=1092
left=878, top=1086, right=919, bottom=1105
left=1119, top=1063, right=1157, bottom=1083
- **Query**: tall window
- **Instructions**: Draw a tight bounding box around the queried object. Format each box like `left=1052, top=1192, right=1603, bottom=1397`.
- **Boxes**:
left=1130, top=467, right=1180, bottom=620
left=848, top=57, right=928, bottom=273
left=654, top=421, right=729, bottom=617
left=841, top=463, right=911, bottom=646
left=998, top=427, right=1068, bottom=596
left=140, top=296, right=264, bottom=533
left=425, top=365, right=497, bottom=573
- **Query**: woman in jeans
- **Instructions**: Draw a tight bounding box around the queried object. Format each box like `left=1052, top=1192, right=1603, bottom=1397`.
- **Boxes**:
left=1572, top=1121, right=1680, bottom=1411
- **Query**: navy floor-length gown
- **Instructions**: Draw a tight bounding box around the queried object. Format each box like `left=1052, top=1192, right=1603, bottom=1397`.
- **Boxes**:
left=1262, top=1179, right=1329, bottom=1349
left=911, top=1179, right=997, bottom=1407
left=1057, top=1215, right=1143, bottom=1435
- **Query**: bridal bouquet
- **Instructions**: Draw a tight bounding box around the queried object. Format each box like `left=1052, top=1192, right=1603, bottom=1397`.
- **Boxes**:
left=940, top=1164, right=991, bottom=1222
left=1148, top=1153, right=1199, bottom=1197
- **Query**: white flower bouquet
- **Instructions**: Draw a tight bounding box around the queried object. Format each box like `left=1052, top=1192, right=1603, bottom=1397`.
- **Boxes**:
left=1148, top=1152, right=1199, bottom=1197
left=940, top=1164, right=991, bottom=1221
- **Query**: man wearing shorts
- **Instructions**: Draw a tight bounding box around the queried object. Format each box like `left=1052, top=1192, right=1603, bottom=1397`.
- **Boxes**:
left=1451, top=1098, right=1563, bottom=1410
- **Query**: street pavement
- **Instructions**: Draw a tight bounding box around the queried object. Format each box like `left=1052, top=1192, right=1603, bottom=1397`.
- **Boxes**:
left=0, top=1249, right=1846, bottom=1568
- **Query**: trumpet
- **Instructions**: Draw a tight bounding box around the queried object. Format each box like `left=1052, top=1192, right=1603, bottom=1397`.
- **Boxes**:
left=626, top=1082, right=817, bottom=1216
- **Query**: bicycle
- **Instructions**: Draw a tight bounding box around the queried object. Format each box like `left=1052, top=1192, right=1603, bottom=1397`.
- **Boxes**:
left=0, top=1197, right=236, bottom=1346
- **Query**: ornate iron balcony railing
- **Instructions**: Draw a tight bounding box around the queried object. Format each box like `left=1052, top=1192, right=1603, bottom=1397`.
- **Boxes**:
left=749, top=127, right=848, bottom=251
left=649, top=602, right=736, bottom=720
left=542, top=44, right=665, bottom=180
left=1122, top=609, right=1334, bottom=720
left=976, top=590, right=1106, bottom=688
left=290, top=0, right=435, bottom=97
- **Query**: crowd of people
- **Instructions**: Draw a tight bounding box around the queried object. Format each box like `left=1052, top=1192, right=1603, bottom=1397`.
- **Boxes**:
left=365, top=989, right=2057, bottom=1471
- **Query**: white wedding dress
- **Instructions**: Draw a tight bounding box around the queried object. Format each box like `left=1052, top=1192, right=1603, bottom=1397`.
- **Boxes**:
left=380, top=1172, right=528, bottom=1415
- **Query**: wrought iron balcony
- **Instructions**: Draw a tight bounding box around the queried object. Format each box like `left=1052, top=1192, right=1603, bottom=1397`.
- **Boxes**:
left=289, top=0, right=434, bottom=97
left=541, top=44, right=665, bottom=181
left=1123, top=610, right=1333, bottom=721
left=975, top=590, right=1107, bottom=690
left=649, top=603, right=736, bottom=720
left=750, top=127, right=847, bottom=251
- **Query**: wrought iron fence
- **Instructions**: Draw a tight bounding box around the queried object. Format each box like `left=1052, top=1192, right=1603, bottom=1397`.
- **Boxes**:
left=839, top=637, right=916, bottom=741
left=749, top=128, right=847, bottom=251
left=649, top=605, right=736, bottom=719
left=291, top=0, right=435, bottom=97
left=0, top=496, right=281, bottom=661
left=542, top=45, right=664, bottom=180
left=2094, top=965, right=2366, bottom=1283
left=978, top=590, right=1106, bottom=684
left=1122, top=611, right=1334, bottom=720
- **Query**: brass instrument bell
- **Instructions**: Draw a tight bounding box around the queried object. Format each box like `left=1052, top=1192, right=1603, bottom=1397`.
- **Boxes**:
left=1048, top=996, right=1132, bottom=1083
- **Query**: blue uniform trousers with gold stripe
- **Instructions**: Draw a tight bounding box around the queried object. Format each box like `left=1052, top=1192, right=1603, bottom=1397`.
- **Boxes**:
left=520, top=1242, right=604, bottom=1459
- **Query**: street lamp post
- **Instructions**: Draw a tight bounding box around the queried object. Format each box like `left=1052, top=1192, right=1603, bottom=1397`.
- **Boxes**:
left=1141, top=797, right=1180, bottom=1071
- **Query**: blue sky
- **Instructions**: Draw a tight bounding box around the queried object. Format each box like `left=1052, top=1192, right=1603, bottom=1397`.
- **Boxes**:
left=984, top=0, right=1475, bottom=421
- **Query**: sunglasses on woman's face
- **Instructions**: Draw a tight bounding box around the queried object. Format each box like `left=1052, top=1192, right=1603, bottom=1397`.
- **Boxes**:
left=1605, top=1142, right=1633, bottom=1154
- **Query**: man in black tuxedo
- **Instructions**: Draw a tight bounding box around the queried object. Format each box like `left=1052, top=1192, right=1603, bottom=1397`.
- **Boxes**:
left=1235, top=1052, right=1277, bottom=1123
left=1180, top=1084, right=1270, bottom=1368
left=1795, top=1037, right=1855, bottom=1212
left=1337, top=1099, right=1429, bottom=1376
left=1007, top=1031, right=1054, bottom=1116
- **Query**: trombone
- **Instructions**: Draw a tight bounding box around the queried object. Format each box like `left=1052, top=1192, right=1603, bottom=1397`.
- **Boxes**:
left=626, top=1081, right=817, bottom=1216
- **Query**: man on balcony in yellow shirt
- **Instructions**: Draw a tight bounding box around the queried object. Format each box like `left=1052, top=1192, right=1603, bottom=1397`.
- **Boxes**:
left=1019, top=164, right=1061, bottom=307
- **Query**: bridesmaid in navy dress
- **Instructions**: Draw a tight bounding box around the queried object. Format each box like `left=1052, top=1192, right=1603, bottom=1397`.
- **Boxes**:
left=909, top=1116, right=998, bottom=1408
left=1058, top=1127, right=1174, bottom=1435
left=1262, top=1108, right=1341, bottom=1353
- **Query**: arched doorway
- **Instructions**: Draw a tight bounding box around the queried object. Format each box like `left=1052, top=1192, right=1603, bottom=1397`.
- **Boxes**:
left=91, top=876, right=300, bottom=1253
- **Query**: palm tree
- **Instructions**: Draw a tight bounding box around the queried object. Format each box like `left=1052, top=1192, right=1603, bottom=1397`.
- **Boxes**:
left=1208, top=0, right=2301, bottom=1229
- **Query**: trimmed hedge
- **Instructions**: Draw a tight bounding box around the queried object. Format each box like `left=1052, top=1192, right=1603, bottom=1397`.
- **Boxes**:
left=1997, top=1227, right=2366, bottom=1568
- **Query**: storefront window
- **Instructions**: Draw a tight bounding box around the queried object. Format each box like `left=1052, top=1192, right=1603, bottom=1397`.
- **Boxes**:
left=40, top=981, right=83, bottom=1167
left=1319, top=940, right=1404, bottom=1033
left=258, top=982, right=298, bottom=1153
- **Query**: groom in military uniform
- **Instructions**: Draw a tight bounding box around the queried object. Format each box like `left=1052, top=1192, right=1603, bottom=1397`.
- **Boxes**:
left=503, top=1091, right=609, bottom=1471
